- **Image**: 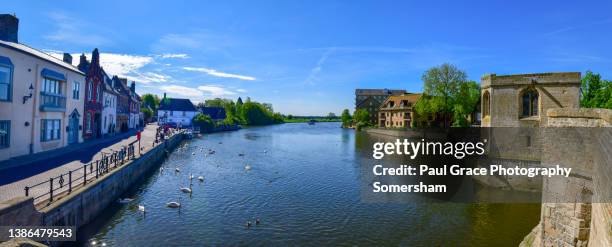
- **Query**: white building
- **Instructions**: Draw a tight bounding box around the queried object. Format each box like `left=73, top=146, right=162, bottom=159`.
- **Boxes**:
left=101, top=71, right=118, bottom=136
left=157, top=95, right=197, bottom=127
left=0, top=14, right=86, bottom=162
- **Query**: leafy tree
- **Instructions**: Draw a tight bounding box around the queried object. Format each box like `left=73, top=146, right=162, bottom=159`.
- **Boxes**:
left=193, top=113, right=215, bottom=132
left=327, top=112, right=336, bottom=119
left=353, top=109, right=371, bottom=130
left=341, top=109, right=352, bottom=127
left=141, top=93, right=160, bottom=110
left=141, top=107, right=153, bottom=122
left=581, top=71, right=612, bottom=109
left=287, top=114, right=293, bottom=120
left=452, top=80, right=480, bottom=126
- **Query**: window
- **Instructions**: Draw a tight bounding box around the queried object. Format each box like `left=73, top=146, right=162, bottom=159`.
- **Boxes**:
left=87, top=81, right=93, bottom=101
left=521, top=89, right=539, bottom=117
left=42, top=78, right=61, bottom=95
left=41, top=119, right=61, bottom=142
left=0, top=120, right=9, bottom=148
left=0, top=65, right=12, bottom=101
left=72, top=81, right=80, bottom=99
left=483, top=91, right=490, bottom=117
left=86, top=112, right=92, bottom=133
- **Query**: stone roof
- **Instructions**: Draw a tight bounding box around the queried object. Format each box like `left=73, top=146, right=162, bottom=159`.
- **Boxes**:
left=0, top=40, right=84, bottom=75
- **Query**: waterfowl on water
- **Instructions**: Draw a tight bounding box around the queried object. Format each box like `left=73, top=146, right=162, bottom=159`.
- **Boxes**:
left=198, top=176, right=204, bottom=181
left=246, top=221, right=252, bottom=227
left=175, top=167, right=180, bottom=172
left=192, top=152, right=195, bottom=155
left=117, top=198, right=134, bottom=203
left=244, top=164, right=252, bottom=171
left=256, top=218, right=260, bottom=225
left=166, top=201, right=181, bottom=208
left=180, top=187, right=192, bottom=193
left=238, top=153, right=245, bottom=156
left=138, top=205, right=146, bottom=213
left=189, top=174, right=194, bottom=180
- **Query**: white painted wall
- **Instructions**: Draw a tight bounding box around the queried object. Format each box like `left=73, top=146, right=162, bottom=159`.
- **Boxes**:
left=157, top=110, right=196, bottom=127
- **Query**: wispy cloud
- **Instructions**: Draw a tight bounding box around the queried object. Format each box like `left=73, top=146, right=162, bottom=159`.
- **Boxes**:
left=304, top=48, right=335, bottom=85
left=183, top=67, right=256, bottom=81
left=197, top=85, right=239, bottom=97
left=543, top=19, right=612, bottom=37
left=44, top=12, right=112, bottom=46
left=159, top=85, right=203, bottom=97
left=158, top=53, right=190, bottom=59
left=48, top=51, right=172, bottom=84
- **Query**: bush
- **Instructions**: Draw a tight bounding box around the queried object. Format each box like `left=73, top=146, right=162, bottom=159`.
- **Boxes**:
left=192, top=113, right=214, bottom=132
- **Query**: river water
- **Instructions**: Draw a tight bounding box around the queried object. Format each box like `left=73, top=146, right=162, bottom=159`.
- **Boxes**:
left=74, top=122, right=540, bottom=246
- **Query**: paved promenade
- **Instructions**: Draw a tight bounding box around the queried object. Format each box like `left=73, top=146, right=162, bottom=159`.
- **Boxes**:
left=0, top=124, right=159, bottom=204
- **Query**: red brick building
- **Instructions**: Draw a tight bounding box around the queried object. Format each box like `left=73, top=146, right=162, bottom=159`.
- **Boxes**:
left=78, top=48, right=103, bottom=139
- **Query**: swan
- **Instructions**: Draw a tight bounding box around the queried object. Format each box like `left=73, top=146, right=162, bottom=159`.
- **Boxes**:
left=189, top=174, right=194, bottom=180
left=244, top=164, right=252, bottom=171
left=117, top=198, right=134, bottom=203
left=138, top=205, right=145, bottom=213
left=160, top=167, right=164, bottom=172
left=198, top=176, right=204, bottom=181
left=166, top=199, right=181, bottom=208
left=175, top=167, right=180, bottom=172
left=180, top=187, right=192, bottom=193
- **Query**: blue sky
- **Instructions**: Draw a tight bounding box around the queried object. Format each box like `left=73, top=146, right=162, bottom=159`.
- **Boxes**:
left=4, top=0, right=612, bottom=115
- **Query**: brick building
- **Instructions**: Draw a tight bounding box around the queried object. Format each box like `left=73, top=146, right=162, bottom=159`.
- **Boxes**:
left=355, top=88, right=406, bottom=124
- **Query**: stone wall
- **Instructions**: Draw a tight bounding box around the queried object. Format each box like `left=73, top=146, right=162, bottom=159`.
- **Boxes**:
left=522, top=108, right=611, bottom=247
left=0, top=197, right=42, bottom=226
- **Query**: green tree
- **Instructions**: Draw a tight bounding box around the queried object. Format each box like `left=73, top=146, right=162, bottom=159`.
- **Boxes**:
left=327, top=112, right=336, bottom=119
left=419, top=63, right=476, bottom=127
left=141, top=93, right=160, bottom=110
left=141, top=107, right=153, bottom=122
left=581, top=71, right=612, bottom=109
left=193, top=113, right=215, bottom=132
left=341, top=109, right=352, bottom=127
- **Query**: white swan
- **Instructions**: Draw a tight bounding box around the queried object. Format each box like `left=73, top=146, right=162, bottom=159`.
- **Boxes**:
left=198, top=176, right=204, bottom=181
left=180, top=187, right=192, bottom=193
left=117, top=198, right=134, bottom=203
left=166, top=199, right=181, bottom=208
left=138, top=204, right=145, bottom=213
left=244, top=164, right=252, bottom=171
left=189, top=174, right=194, bottom=180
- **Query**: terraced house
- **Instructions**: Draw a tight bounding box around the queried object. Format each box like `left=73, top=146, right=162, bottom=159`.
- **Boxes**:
left=77, top=48, right=104, bottom=139
left=0, top=14, right=85, bottom=162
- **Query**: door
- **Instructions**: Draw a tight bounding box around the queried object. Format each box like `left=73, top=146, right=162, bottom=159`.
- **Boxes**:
left=68, top=110, right=79, bottom=144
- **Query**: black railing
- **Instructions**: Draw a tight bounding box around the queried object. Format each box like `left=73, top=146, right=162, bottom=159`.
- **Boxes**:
left=24, top=128, right=180, bottom=205
left=39, top=92, right=66, bottom=111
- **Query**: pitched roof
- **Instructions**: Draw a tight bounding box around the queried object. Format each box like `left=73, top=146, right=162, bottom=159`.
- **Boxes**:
left=380, top=93, right=422, bottom=109
left=0, top=40, right=84, bottom=75
left=159, top=98, right=197, bottom=111
left=199, top=107, right=226, bottom=120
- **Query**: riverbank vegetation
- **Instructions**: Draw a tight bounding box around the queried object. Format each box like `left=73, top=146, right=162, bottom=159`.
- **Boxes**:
left=199, top=97, right=284, bottom=126
left=283, top=113, right=340, bottom=123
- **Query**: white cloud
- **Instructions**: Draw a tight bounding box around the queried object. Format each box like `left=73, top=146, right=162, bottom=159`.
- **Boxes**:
left=44, top=12, right=111, bottom=46
left=158, top=53, right=190, bottom=59
left=304, top=48, right=335, bottom=85
left=159, top=85, right=203, bottom=97
left=183, top=67, right=256, bottom=81
left=197, top=85, right=238, bottom=97
left=236, top=88, right=247, bottom=93
left=48, top=51, right=171, bottom=84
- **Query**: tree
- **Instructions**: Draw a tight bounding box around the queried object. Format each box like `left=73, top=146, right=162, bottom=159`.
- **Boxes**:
left=141, top=107, right=153, bottom=122
left=353, top=109, right=370, bottom=127
left=340, top=109, right=352, bottom=127
left=327, top=112, right=336, bottom=119
left=193, top=113, right=214, bottom=132
left=581, top=71, right=612, bottom=109
left=141, top=94, right=160, bottom=110
left=452, top=80, right=481, bottom=126
left=420, top=63, right=470, bottom=127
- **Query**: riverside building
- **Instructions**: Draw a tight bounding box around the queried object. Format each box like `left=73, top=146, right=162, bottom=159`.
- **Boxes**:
left=378, top=93, right=422, bottom=128
left=355, top=88, right=406, bottom=124
left=0, top=14, right=86, bottom=162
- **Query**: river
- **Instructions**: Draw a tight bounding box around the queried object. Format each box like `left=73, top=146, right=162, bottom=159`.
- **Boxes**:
left=73, top=122, right=540, bottom=246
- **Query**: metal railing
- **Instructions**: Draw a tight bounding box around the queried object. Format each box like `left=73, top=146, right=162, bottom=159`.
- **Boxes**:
left=39, top=92, right=66, bottom=111
left=24, top=126, right=179, bottom=206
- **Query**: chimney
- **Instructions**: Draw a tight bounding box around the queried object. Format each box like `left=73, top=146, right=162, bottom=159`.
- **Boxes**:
left=91, top=48, right=100, bottom=66
left=163, top=93, right=167, bottom=99
left=0, top=14, right=19, bottom=43
left=130, top=81, right=135, bottom=93
left=63, top=53, right=73, bottom=64
left=77, top=53, right=88, bottom=72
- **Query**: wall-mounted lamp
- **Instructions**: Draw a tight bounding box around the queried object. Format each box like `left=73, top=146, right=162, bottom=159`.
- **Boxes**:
left=23, top=84, right=34, bottom=104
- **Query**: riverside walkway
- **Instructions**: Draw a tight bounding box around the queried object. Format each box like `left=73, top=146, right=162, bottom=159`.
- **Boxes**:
left=0, top=124, right=159, bottom=204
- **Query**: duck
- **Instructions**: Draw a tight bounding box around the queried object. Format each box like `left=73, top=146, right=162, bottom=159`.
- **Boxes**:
left=192, top=152, right=195, bottom=155
left=246, top=221, right=252, bottom=227
left=256, top=218, right=260, bottom=225
left=189, top=174, right=194, bottom=180
left=160, top=167, right=164, bottom=172
left=263, top=150, right=268, bottom=153
left=175, top=167, right=180, bottom=172
left=198, top=176, right=204, bottom=181
left=244, top=164, right=252, bottom=171
left=138, top=205, right=145, bottom=213
left=238, top=153, right=245, bottom=156
left=180, top=186, right=192, bottom=193
left=117, top=198, right=134, bottom=203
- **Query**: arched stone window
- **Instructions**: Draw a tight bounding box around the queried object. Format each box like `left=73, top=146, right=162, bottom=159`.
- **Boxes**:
left=482, top=91, right=490, bottom=117
left=521, top=88, right=539, bottom=117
